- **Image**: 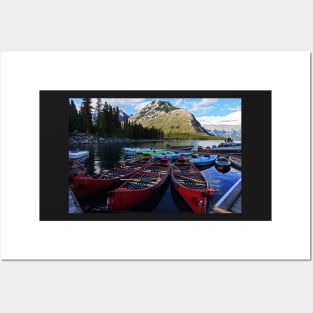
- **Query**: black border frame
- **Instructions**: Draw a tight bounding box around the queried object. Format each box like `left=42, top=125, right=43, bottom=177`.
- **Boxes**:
left=40, top=90, right=271, bottom=221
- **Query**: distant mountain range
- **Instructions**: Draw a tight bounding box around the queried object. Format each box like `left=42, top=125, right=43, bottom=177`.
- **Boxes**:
left=118, top=110, right=130, bottom=122
left=91, top=107, right=129, bottom=123
left=203, top=125, right=241, bottom=140
left=197, top=111, right=241, bottom=140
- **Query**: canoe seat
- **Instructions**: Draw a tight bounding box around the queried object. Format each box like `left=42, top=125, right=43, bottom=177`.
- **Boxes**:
left=127, top=181, right=152, bottom=190
left=177, top=179, right=205, bottom=189
left=183, top=183, right=205, bottom=189
left=127, top=183, right=144, bottom=190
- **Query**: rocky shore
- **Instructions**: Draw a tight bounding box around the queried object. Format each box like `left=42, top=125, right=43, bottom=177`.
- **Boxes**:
left=69, top=134, right=164, bottom=145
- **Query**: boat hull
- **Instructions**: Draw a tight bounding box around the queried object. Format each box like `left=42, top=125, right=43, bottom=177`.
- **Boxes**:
left=69, top=150, right=89, bottom=159
left=171, top=181, right=208, bottom=214
left=200, top=142, right=241, bottom=155
left=201, top=149, right=241, bottom=155
left=142, top=149, right=175, bottom=155
left=229, top=157, right=241, bottom=169
left=124, top=147, right=175, bottom=155
left=189, top=155, right=217, bottom=167
left=107, top=188, right=153, bottom=211
left=214, top=164, right=231, bottom=174
left=107, top=160, right=171, bottom=211
left=171, top=158, right=212, bottom=214
left=70, top=176, right=123, bottom=199
left=215, top=157, right=231, bottom=167
left=70, top=156, right=152, bottom=199
left=153, top=152, right=193, bottom=160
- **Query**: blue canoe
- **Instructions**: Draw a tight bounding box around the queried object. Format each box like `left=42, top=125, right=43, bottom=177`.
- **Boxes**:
left=152, top=152, right=193, bottom=159
left=69, top=150, right=89, bottom=160
left=189, top=155, right=217, bottom=166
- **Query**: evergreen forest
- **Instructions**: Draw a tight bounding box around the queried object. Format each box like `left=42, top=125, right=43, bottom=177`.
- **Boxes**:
left=69, top=98, right=164, bottom=139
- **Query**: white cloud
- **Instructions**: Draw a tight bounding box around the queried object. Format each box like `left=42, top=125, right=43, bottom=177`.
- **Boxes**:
left=173, top=98, right=217, bottom=114
left=134, top=101, right=151, bottom=111
left=173, top=98, right=183, bottom=106
left=198, top=98, right=218, bottom=105
left=188, top=101, right=214, bottom=114
left=228, top=106, right=241, bottom=111
left=81, top=98, right=147, bottom=114
left=198, top=111, right=241, bottom=126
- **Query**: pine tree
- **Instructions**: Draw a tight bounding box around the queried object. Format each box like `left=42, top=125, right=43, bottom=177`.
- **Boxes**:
left=95, top=98, right=104, bottom=135
left=113, top=106, right=121, bottom=134
left=101, top=102, right=110, bottom=136
left=69, top=99, right=80, bottom=132
left=80, top=98, right=94, bottom=134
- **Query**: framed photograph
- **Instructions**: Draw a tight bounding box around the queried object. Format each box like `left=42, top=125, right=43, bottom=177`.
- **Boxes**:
left=40, top=90, right=271, bottom=221
left=1, top=51, right=309, bottom=260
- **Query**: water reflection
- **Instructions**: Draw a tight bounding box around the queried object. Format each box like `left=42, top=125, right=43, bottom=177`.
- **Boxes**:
left=214, top=164, right=231, bottom=174
left=70, top=141, right=242, bottom=213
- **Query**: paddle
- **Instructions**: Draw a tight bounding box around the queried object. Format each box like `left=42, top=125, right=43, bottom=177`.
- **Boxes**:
left=176, top=175, right=215, bottom=195
left=120, top=177, right=161, bottom=183
left=173, top=165, right=215, bottom=194
left=97, top=170, right=111, bottom=179
left=142, top=169, right=168, bottom=174
left=173, top=165, right=205, bottom=184
left=174, top=165, right=209, bottom=189
left=120, top=176, right=162, bottom=187
left=177, top=175, right=207, bottom=184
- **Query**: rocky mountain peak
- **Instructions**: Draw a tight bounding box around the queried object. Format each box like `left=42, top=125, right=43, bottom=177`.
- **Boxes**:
left=129, top=99, right=211, bottom=138
left=151, top=99, right=162, bottom=105
left=138, top=99, right=178, bottom=118
left=151, top=99, right=175, bottom=110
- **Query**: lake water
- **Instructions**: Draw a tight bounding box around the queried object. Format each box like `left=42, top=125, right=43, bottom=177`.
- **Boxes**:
left=70, top=139, right=241, bottom=213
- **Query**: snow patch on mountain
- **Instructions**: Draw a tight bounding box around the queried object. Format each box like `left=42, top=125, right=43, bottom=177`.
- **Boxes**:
left=118, top=110, right=129, bottom=122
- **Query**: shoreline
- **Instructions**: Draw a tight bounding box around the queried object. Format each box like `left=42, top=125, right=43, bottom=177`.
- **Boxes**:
left=69, top=134, right=165, bottom=145
left=69, top=134, right=225, bottom=145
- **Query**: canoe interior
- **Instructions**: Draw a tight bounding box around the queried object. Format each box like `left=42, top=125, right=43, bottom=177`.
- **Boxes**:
left=70, top=156, right=152, bottom=199
left=106, top=159, right=171, bottom=211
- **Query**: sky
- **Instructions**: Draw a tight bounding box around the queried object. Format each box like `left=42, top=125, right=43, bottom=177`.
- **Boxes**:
left=69, top=97, right=241, bottom=121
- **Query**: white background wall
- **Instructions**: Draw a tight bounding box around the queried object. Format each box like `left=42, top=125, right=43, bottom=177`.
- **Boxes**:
left=0, top=1, right=312, bottom=312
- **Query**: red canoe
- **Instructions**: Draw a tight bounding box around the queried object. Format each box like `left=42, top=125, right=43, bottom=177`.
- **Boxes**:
left=106, top=157, right=171, bottom=211
left=171, top=156, right=215, bottom=214
left=70, top=155, right=152, bottom=199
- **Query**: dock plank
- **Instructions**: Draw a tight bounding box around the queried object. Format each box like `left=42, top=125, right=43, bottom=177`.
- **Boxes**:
left=69, top=187, right=84, bottom=213
left=213, top=178, right=241, bottom=213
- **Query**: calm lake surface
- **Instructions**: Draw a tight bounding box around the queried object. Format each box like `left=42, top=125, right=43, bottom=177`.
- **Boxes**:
left=70, top=140, right=242, bottom=214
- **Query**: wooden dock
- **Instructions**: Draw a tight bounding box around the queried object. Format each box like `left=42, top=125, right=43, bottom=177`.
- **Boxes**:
left=69, top=187, right=84, bottom=213
left=213, top=178, right=241, bottom=213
